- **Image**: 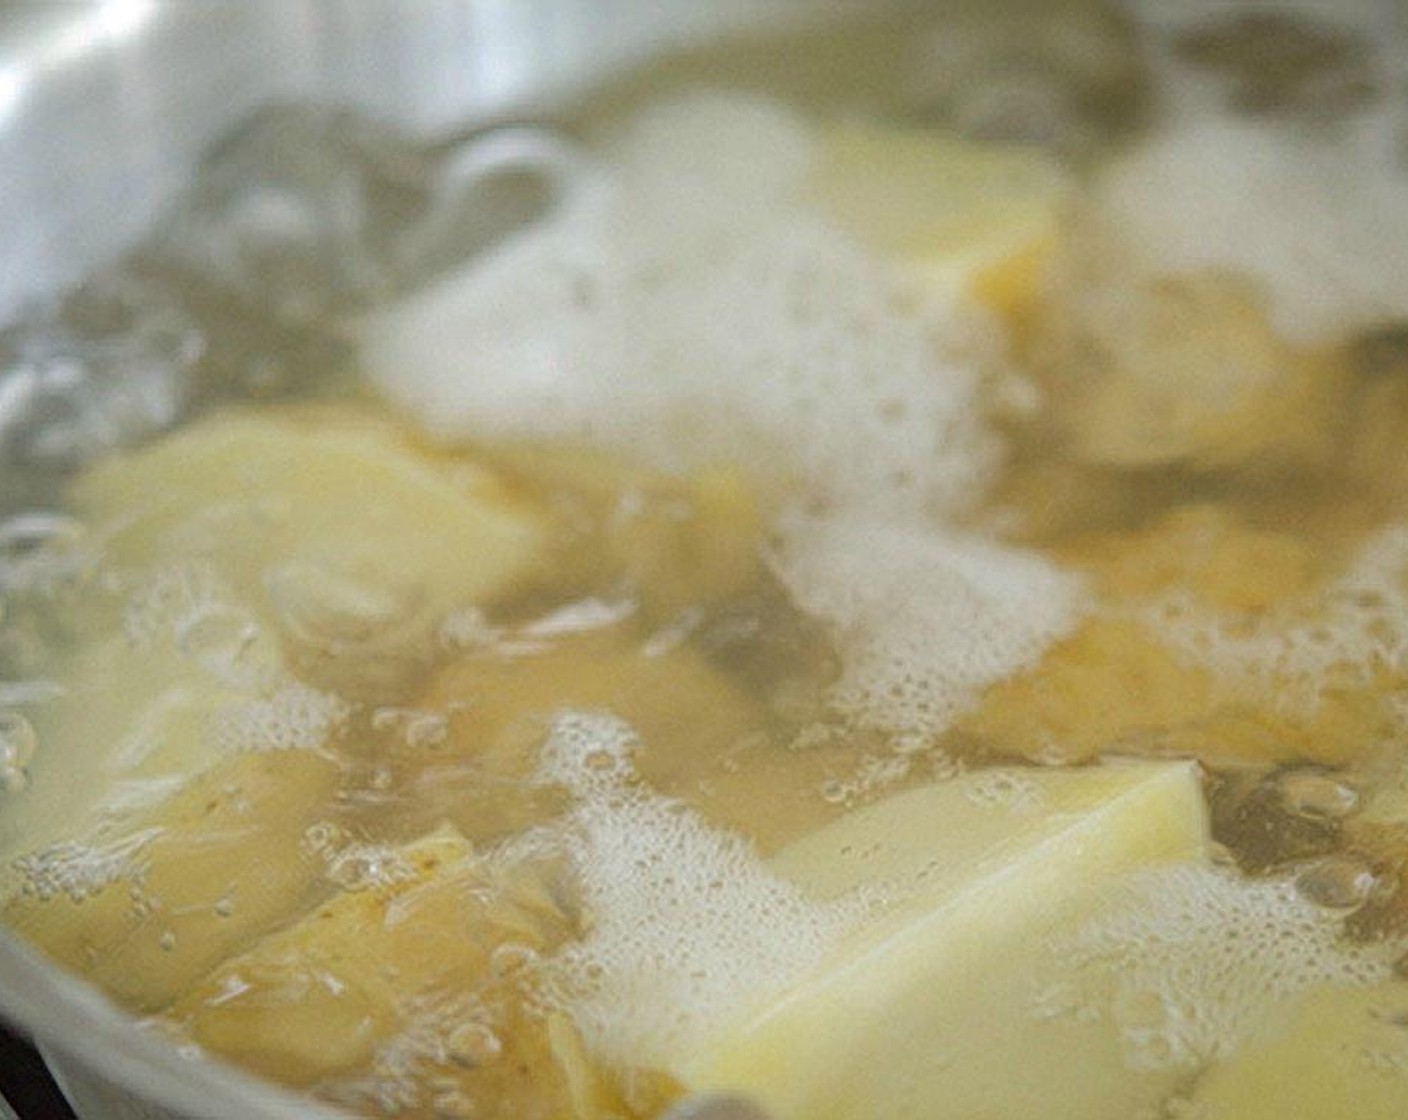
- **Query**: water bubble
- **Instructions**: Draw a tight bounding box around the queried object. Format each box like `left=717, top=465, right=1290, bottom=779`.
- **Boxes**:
left=0, top=277, right=200, bottom=472
left=430, top=1088, right=477, bottom=1119
left=0, top=513, right=88, bottom=593
left=302, top=821, right=350, bottom=857
left=266, top=561, right=409, bottom=651
left=175, top=601, right=273, bottom=685
left=372, top=707, right=449, bottom=750
left=327, top=853, right=381, bottom=891
left=324, top=843, right=412, bottom=892
left=1279, top=771, right=1360, bottom=820
left=0, top=709, right=37, bottom=792
left=820, top=779, right=849, bottom=805
left=158, top=930, right=178, bottom=952
left=1295, top=855, right=1383, bottom=910
left=489, top=942, right=539, bottom=980
left=446, top=1021, right=502, bottom=1067
left=213, top=897, right=235, bottom=918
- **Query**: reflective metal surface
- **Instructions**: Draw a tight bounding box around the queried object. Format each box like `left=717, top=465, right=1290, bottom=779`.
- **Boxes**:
left=0, top=0, right=846, bottom=323
left=0, top=6, right=870, bottom=1116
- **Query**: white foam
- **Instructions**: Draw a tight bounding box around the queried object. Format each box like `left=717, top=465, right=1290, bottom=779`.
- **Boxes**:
left=122, top=563, right=232, bottom=649
left=1090, top=115, right=1408, bottom=345
left=535, top=710, right=863, bottom=1069
left=122, top=563, right=280, bottom=691
left=1146, top=524, right=1408, bottom=712
left=13, top=827, right=160, bottom=903
left=360, top=93, right=999, bottom=519
left=204, top=682, right=349, bottom=755
left=359, top=93, right=1081, bottom=742
left=773, top=513, right=1087, bottom=736
left=1058, top=864, right=1406, bottom=1070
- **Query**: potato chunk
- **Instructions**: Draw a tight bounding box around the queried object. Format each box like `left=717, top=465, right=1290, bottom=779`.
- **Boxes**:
left=807, top=122, right=1070, bottom=319
left=5, top=750, right=339, bottom=1012
left=402, top=626, right=841, bottom=850
left=491, top=442, right=765, bottom=619
left=169, top=825, right=590, bottom=1120
left=1189, top=982, right=1408, bottom=1120
left=72, top=407, right=549, bottom=625
left=961, top=507, right=1402, bottom=766
left=678, top=761, right=1210, bottom=1120
left=1036, top=270, right=1350, bottom=470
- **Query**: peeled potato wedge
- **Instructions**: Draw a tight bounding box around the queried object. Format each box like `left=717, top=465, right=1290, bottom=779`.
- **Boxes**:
left=5, top=749, right=339, bottom=1012
left=962, top=507, right=1403, bottom=767
left=72, top=407, right=550, bottom=622
left=677, top=761, right=1210, bottom=1120
left=405, top=624, right=845, bottom=850
left=1188, top=982, right=1408, bottom=1120
left=170, top=823, right=587, bottom=1120
left=172, top=825, right=488, bottom=1083
left=489, top=440, right=766, bottom=618
left=806, top=122, right=1070, bottom=320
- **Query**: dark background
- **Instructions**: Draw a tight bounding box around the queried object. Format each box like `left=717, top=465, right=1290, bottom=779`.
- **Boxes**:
left=0, top=1022, right=75, bottom=1119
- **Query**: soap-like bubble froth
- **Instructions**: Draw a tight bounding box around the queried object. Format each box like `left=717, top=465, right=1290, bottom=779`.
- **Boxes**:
left=773, top=513, right=1087, bottom=736
left=1146, top=524, right=1408, bottom=713
left=360, top=93, right=1001, bottom=521
left=1059, top=864, right=1408, bottom=1072
left=1089, top=115, right=1408, bottom=346
left=204, top=682, right=349, bottom=756
left=535, top=710, right=866, bottom=1070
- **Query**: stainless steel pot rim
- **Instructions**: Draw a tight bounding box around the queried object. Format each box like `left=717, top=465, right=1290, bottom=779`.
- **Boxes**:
left=0, top=929, right=349, bottom=1120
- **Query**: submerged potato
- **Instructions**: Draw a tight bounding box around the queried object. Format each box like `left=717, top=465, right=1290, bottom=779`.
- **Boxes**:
left=169, top=825, right=591, bottom=1120
left=490, top=442, right=765, bottom=619
left=8, top=63, right=1408, bottom=1120
left=1033, top=267, right=1351, bottom=471
left=1188, top=982, right=1408, bottom=1120
left=1, top=631, right=261, bottom=859
left=72, top=408, right=550, bottom=627
left=402, top=624, right=844, bottom=850
left=5, top=750, right=339, bottom=1012
left=807, top=121, right=1070, bottom=319
left=962, top=507, right=1402, bottom=766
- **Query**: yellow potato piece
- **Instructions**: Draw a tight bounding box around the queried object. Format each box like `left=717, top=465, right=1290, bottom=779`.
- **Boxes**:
left=1190, top=982, right=1408, bottom=1120
left=405, top=626, right=842, bottom=850
left=1034, top=268, right=1351, bottom=471
left=0, top=634, right=253, bottom=860
left=962, top=617, right=1392, bottom=766
left=806, top=122, right=1070, bottom=317
left=72, top=407, right=549, bottom=625
left=679, top=761, right=1210, bottom=1120
left=1343, top=367, right=1408, bottom=509
left=962, top=507, right=1400, bottom=766
left=5, top=750, right=339, bottom=1012
left=490, top=441, right=765, bottom=618
left=1060, top=505, right=1323, bottom=611
left=170, top=824, right=588, bottom=1120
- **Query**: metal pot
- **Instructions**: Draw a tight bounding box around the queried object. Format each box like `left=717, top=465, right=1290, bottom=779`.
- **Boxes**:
left=0, top=6, right=847, bottom=1116
left=1, top=3, right=1400, bottom=1118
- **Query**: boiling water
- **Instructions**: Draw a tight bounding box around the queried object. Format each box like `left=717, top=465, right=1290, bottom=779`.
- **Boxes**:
left=4, top=4, right=1408, bottom=1119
